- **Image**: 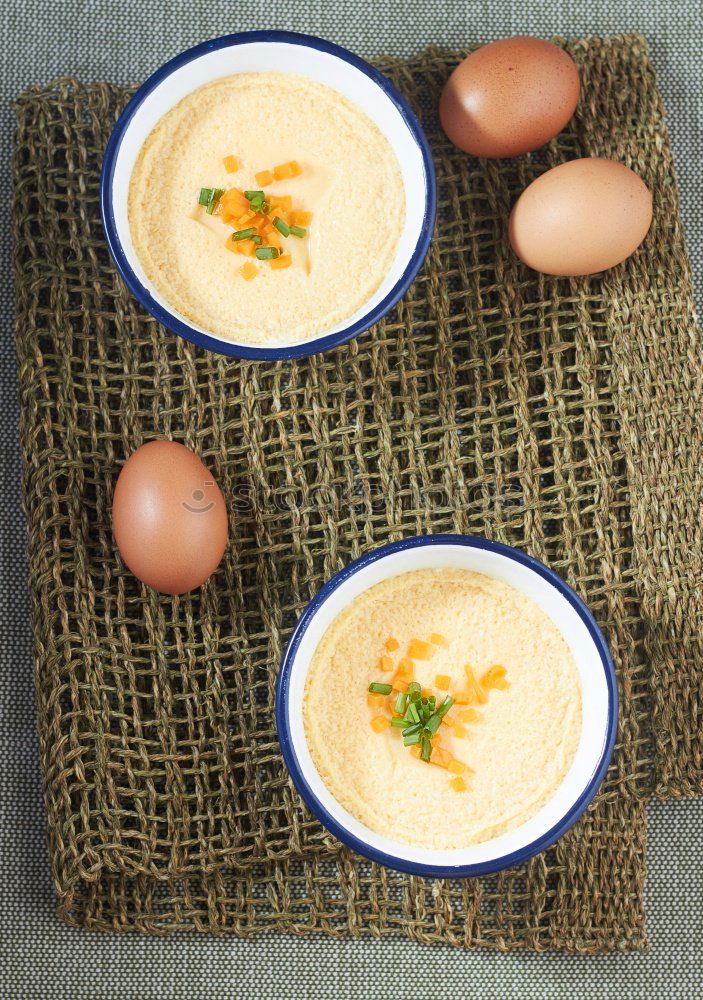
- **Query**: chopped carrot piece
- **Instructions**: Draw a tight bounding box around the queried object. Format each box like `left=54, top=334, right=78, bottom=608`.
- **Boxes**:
left=367, top=693, right=385, bottom=709
left=370, top=716, right=390, bottom=733
left=223, top=155, right=240, bottom=173
left=430, top=632, right=449, bottom=647
left=392, top=679, right=409, bottom=693
left=432, top=747, right=451, bottom=768
left=459, top=709, right=481, bottom=724
left=450, top=776, right=467, bottom=792
left=273, top=160, right=302, bottom=180
left=464, top=664, right=488, bottom=704
left=448, top=759, right=467, bottom=775
left=276, top=194, right=293, bottom=212
left=395, top=658, right=413, bottom=680
left=270, top=254, right=292, bottom=270
left=435, top=674, right=451, bottom=691
left=453, top=690, right=473, bottom=705
left=225, top=237, right=238, bottom=254
left=421, top=687, right=433, bottom=699
left=453, top=724, right=468, bottom=739
left=220, top=188, right=249, bottom=213
left=408, top=638, right=434, bottom=660
left=235, top=239, right=257, bottom=257
left=481, top=665, right=510, bottom=691
left=290, top=209, right=312, bottom=226
left=255, top=169, right=274, bottom=186
left=385, top=637, right=400, bottom=652
left=236, top=210, right=255, bottom=226
left=442, top=712, right=457, bottom=727
left=240, top=261, right=257, bottom=280
left=410, top=745, right=422, bottom=759
left=379, top=655, right=393, bottom=672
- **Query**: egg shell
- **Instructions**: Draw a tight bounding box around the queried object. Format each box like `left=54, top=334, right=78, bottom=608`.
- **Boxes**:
left=508, top=158, right=653, bottom=276
left=112, top=440, right=228, bottom=595
left=439, top=36, right=580, bottom=158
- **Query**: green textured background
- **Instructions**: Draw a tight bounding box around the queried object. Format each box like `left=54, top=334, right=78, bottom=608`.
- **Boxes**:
left=2, top=1, right=702, bottom=997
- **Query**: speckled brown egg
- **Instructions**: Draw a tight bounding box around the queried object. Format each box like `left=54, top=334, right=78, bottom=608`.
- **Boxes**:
left=439, top=36, right=580, bottom=158
left=112, top=440, right=228, bottom=595
left=508, top=157, right=653, bottom=276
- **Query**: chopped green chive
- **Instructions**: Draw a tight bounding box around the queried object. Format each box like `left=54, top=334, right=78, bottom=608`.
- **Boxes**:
left=394, top=692, right=408, bottom=715
left=206, top=187, right=224, bottom=215
left=402, top=722, right=423, bottom=737
left=244, top=189, right=264, bottom=200
left=198, top=187, right=213, bottom=206
left=391, top=716, right=408, bottom=728
left=368, top=682, right=392, bottom=695
left=425, top=712, right=443, bottom=735
left=436, top=695, right=455, bottom=719
left=232, top=227, right=257, bottom=241
left=404, top=702, right=420, bottom=725
left=256, top=246, right=279, bottom=260
left=421, top=734, right=432, bottom=762
left=289, top=225, right=307, bottom=238
left=403, top=731, right=422, bottom=747
left=273, top=216, right=290, bottom=237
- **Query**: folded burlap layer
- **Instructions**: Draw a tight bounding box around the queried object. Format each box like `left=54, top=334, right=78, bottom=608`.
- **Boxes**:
left=12, top=33, right=700, bottom=949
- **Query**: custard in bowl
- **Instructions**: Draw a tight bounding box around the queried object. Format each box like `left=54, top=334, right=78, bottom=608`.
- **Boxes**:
left=277, top=535, right=617, bottom=877
left=101, top=31, right=435, bottom=359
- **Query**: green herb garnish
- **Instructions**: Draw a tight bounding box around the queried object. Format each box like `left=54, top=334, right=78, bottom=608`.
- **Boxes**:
left=232, top=227, right=257, bottom=241
left=368, top=682, right=392, bottom=695
left=403, top=731, right=422, bottom=747
left=394, top=692, right=408, bottom=715
left=420, top=734, right=432, bottom=762
left=273, top=216, right=290, bottom=237
left=256, top=246, right=279, bottom=260
left=206, top=187, right=224, bottom=214
left=198, top=187, right=213, bottom=206
left=289, top=225, right=307, bottom=238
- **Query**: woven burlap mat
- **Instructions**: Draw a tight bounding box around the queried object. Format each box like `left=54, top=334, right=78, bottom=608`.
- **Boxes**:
left=11, top=33, right=702, bottom=951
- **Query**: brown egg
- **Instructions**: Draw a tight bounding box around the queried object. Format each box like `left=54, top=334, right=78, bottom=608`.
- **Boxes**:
left=508, top=158, right=653, bottom=276
left=439, top=36, right=580, bottom=158
left=112, top=440, right=228, bottom=595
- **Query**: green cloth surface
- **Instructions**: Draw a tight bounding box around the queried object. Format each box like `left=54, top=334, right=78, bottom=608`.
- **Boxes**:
left=1, top=1, right=702, bottom=997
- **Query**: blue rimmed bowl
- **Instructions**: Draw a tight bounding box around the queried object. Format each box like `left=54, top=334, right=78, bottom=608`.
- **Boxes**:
left=276, top=534, right=617, bottom=879
left=100, top=30, right=436, bottom=361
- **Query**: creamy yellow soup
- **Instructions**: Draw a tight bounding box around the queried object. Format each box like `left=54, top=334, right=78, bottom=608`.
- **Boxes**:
left=304, top=568, right=582, bottom=849
left=128, top=72, right=405, bottom=344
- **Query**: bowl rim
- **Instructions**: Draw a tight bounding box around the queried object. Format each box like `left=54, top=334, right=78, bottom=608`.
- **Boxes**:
left=276, top=533, right=618, bottom=878
left=100, top=29, right=437, bottom=361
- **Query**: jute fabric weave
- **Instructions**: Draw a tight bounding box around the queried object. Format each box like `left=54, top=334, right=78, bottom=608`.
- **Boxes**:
left=11, top=33, right=701, bottom=950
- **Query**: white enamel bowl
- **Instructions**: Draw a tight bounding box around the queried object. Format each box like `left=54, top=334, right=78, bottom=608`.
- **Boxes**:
left=101, top=30, right=436, bottom=360
left=276, top=534, right=617, bottom=878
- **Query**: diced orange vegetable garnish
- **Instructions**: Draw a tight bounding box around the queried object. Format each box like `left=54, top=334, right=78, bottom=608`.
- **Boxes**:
left=385, top=637, right=399, bottom=652
left=431, top=747, right=451, bottom=768
left=220, top=188, right=249, bottom=213
left=450, top=776, right=467, bottom=792
left=464, top=665, right=488, bottom=704
left=453, top=724, right=468, bottom=739
left=255, top=169, right=274, bottom=186
left=236, top=239, right=257, bottom=257
left=430, top=632, right=449, bottom=647
left=448, top=759, right=467, bottom=775
left=392, top=679, right=409, bottom=693
left=290, top=209, right=312, bottom=226
left=270, top=254, right=292, bottom=270
left=410, top=745, right=422, bottom=759
left=225, top=237, right=238, bottom=254
left=481, top=666, right=510, bottom=691
left=367, top=693, right=385, bottom=709
left=240, top=261, right=257, bottom=280
left=453, top=690, right=472, bottom=705
left=236, top=210, right=255, bottom=226
left=395, top=658, right=413, bottom=680
left=273, top=160, right=302, bottom=180
left=459, top=709, right=481, bottom=724
left=379, top=655, right=393, bottom=672
left=408, top=638, right=434, bottom=660
left=273, top=194, right=293, bottom=212
left=370, top=716, right=390, bottom=733
left=442, top=712, right=457, bottom=727
left=223, top=155, right=240, bottom=173
left=434, top=674, right=451, bottom=691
